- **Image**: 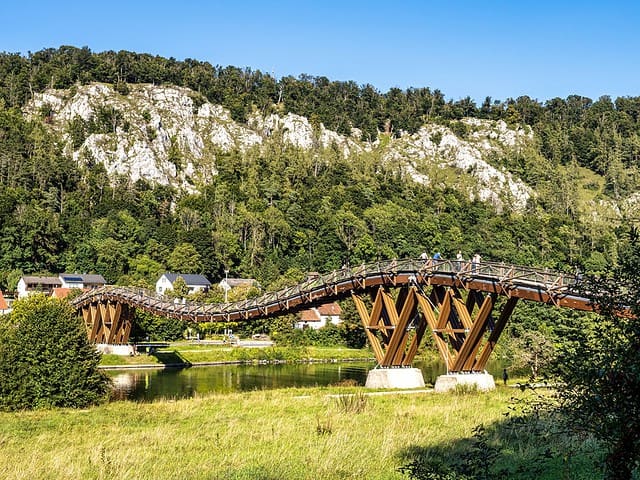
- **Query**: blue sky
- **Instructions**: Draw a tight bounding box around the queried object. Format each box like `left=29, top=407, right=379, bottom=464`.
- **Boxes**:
left=2, top=1, right=639, bottom=103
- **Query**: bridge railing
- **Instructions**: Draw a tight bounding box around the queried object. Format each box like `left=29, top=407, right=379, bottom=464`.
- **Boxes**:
left=72, top=257, right=580, bottom=319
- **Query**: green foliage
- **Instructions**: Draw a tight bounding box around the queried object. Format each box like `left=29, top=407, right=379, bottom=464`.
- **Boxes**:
left=168, top=242, right=202, bottom=274
left=550, top=227, right=640, bottom=479
left=131, top=309, right=186, bottom=342
left=171, top=276, right=189, bottom=297
left=0, top=294, right=110, bottom=410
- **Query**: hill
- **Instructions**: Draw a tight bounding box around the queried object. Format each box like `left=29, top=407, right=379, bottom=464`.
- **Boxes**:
left=0, top=47, right=638, bottom=291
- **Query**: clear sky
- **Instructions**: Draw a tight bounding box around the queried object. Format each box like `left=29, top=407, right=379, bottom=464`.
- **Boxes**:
left=2, top=0, right=639, bottom=103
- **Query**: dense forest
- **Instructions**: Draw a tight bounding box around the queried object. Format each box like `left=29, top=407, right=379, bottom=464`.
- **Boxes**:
left=0, top=45, right=638, bottom=294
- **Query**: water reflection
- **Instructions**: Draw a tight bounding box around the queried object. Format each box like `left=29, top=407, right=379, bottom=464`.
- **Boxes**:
left=108, top=360, right=504, bottom=402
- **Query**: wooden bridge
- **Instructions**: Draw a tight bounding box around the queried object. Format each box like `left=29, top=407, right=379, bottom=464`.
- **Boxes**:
left=71, top=258, right=593, bottom=374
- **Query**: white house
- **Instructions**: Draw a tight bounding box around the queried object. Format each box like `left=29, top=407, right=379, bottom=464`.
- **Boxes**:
left=156, top=273, right=211, bottom=295
left=17, top=273, right=107, bottom=298
left=17, top=276, right=62, bottom=298
left=295, top=302, right=342, bottom=330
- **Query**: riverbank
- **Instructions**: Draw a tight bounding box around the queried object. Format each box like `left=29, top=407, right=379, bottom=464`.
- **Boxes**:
left=99, top=343, right=376, bottom=369
left=0, top=385, right=598, bottom=479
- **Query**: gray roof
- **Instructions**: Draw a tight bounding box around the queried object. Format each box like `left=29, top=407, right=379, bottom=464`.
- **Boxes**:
left=60, top=273, right=106, bottom=284
left=79, top=274, right=106, bottom=284
left=21, top=276, right=62, bottom=286
left=223, top=278, right=258, bottom=288
left=162, top=273, right=211, bottom=287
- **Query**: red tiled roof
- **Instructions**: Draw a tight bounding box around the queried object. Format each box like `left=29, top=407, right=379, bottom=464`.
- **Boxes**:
left=51, top=288, right=73, bottom=298
left=317, top=302, right=341, bottom=315
left=0, top=291, right=7, bottom=310
left=299, top=309, right=321, bottom=322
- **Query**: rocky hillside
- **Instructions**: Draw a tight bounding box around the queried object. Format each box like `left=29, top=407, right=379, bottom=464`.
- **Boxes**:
left=28, top=83, right=537, bottom=210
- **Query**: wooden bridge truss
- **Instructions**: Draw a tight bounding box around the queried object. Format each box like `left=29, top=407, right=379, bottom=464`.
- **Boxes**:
left=81, top=300, right=134, bottom=344
left=73, top=258, right=595, bottom=373
left=352, top=285, right=519, bottom=372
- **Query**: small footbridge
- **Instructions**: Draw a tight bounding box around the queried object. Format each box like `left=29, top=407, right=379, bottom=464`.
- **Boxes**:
left=72, top=258, right=592, bottom=374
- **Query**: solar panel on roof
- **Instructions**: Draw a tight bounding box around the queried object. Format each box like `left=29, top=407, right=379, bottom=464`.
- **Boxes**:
left=63, top=276, right=83, bottom=282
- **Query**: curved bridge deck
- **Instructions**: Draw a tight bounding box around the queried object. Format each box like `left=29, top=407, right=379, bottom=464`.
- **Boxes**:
left=72, top=258, right=594, bottom=372
left=72, top=258, right=591, bottom=322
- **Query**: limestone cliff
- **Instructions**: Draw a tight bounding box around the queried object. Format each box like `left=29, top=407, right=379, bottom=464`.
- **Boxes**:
left=27, top=83, right=534, bottom=210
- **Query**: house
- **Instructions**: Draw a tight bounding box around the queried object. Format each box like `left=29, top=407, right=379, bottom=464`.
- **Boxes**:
left=59, top=273, right=106, bottom=290
left=51, top=288, right=74, bottom=299
left=17, top=276, right=62, bottom=298
left=218, top=277, right=259, bottom=292
left=156, top=273, right=211, bottom=295
left=0, top=290, right=9, bottom=314
left=17, top=273, right=107, bottom=298
left=295, top=302, right=342, bottom=330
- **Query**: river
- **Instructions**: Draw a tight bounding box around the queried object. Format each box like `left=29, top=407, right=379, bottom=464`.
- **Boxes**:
left=107, top=360, right=506, bottom=401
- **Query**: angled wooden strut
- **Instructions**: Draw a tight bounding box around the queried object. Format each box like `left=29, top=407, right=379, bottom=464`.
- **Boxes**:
left=351, top=286, right=428, bottom=367
left=82, top=300, right=134, bottom=344
left=416, top=287, right=518, bottom=372
left=352, top=285, right=519, bottom=372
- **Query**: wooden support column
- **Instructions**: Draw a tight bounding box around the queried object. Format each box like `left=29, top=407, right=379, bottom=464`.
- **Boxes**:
left=474, top=296, right=519, bottom=371
left=453, top=293, right=496, bottom=372
left=414, top=287, right=515, bottom=373
left=82, top=300, right=135, bottom=345
left=351, top=287, right=428, bottom=367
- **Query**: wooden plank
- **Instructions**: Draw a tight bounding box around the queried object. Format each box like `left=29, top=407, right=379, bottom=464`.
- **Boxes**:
left=403, top=313, right=428, bottom=365
left=453, top=296, right=473, bottom=330
left=88, top=304, right=102, bottom=343
left=382, top=288, right=415, bottom=366
left=391, top=289, right=418, bottom=365
left=352, top=293, right=385, bottom=363
left=416, top=293, right=452, bottom=371
left=474, top=297, right=519, bottom=371
left=106, top=303, right=122, bottom=344
left=435, top=290, right=452, bottom=330
left=452, top=293, right=496, bottom=372
left=369, top=288, right=385, bottom=327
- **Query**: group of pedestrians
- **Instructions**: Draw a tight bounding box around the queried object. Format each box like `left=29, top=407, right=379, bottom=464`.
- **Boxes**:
left=419, top=250, right=482, bottom=272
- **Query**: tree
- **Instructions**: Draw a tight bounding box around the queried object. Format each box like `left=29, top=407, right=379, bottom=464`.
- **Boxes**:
left=171, top=275, right=189, bottom=298
left=168, top=242, right=202, bottom=273
left=0, top=294, right=110, bottom=410
left=552, top=226, right=640, bottom=479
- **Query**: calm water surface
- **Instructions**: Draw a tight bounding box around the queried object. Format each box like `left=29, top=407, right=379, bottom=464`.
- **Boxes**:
left=108, top=360, right=504, bottom=402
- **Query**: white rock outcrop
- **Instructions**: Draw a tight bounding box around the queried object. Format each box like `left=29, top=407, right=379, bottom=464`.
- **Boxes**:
left=26, top=82, right=536, bottom=211
left=384, top=121, right=534, bottom=211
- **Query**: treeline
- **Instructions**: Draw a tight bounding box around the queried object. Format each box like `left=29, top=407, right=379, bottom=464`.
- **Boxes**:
left=1, top=47, right=639, bottom=185
left=0, top=45, right=635, bottom=292
left=0, top=102, right=614, bottom=292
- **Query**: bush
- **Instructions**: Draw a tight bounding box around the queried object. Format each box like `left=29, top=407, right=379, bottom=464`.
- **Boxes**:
left=0, top=294, right=110, bottom=410
left=130, top=309, right=187, bottom=341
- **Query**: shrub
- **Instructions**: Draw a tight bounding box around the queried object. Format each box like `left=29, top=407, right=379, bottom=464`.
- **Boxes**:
left=0, top=294, right=110, bottom=410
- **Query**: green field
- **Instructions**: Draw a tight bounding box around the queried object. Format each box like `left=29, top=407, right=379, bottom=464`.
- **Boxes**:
left=99, top=344, right=376, bottom=367
left=0, top=385, right=600, bottom=479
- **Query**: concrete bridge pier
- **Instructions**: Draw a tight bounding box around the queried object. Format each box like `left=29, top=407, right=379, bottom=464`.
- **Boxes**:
left=365, top=367, right=426, bottom=389
left=434, top=372, right=495, bottom=393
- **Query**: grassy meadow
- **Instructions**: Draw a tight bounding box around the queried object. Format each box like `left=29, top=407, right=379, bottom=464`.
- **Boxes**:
left=0, top=384, right=600, bottom=480
left=99, top=344, right=375, bottom=367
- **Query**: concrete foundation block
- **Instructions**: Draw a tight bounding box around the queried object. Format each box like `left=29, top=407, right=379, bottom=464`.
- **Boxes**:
left=365, top=367, right=426, bottom=389
left=434, top=372, right=495, bottom=393
left=96, top=343, right=135, bottom=356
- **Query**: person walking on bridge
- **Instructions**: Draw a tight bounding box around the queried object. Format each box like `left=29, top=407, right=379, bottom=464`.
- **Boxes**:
left=455, top=251, right=463, bottom=272
left=472, top=253, right=481, bottom=273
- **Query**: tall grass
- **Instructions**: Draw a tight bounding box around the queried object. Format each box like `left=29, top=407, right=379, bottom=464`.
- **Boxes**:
left=0, top=386, right=599, bottom=479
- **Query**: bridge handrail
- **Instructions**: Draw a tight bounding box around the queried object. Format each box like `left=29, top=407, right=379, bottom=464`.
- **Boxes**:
left=71, top=257, right=582, bottom=321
